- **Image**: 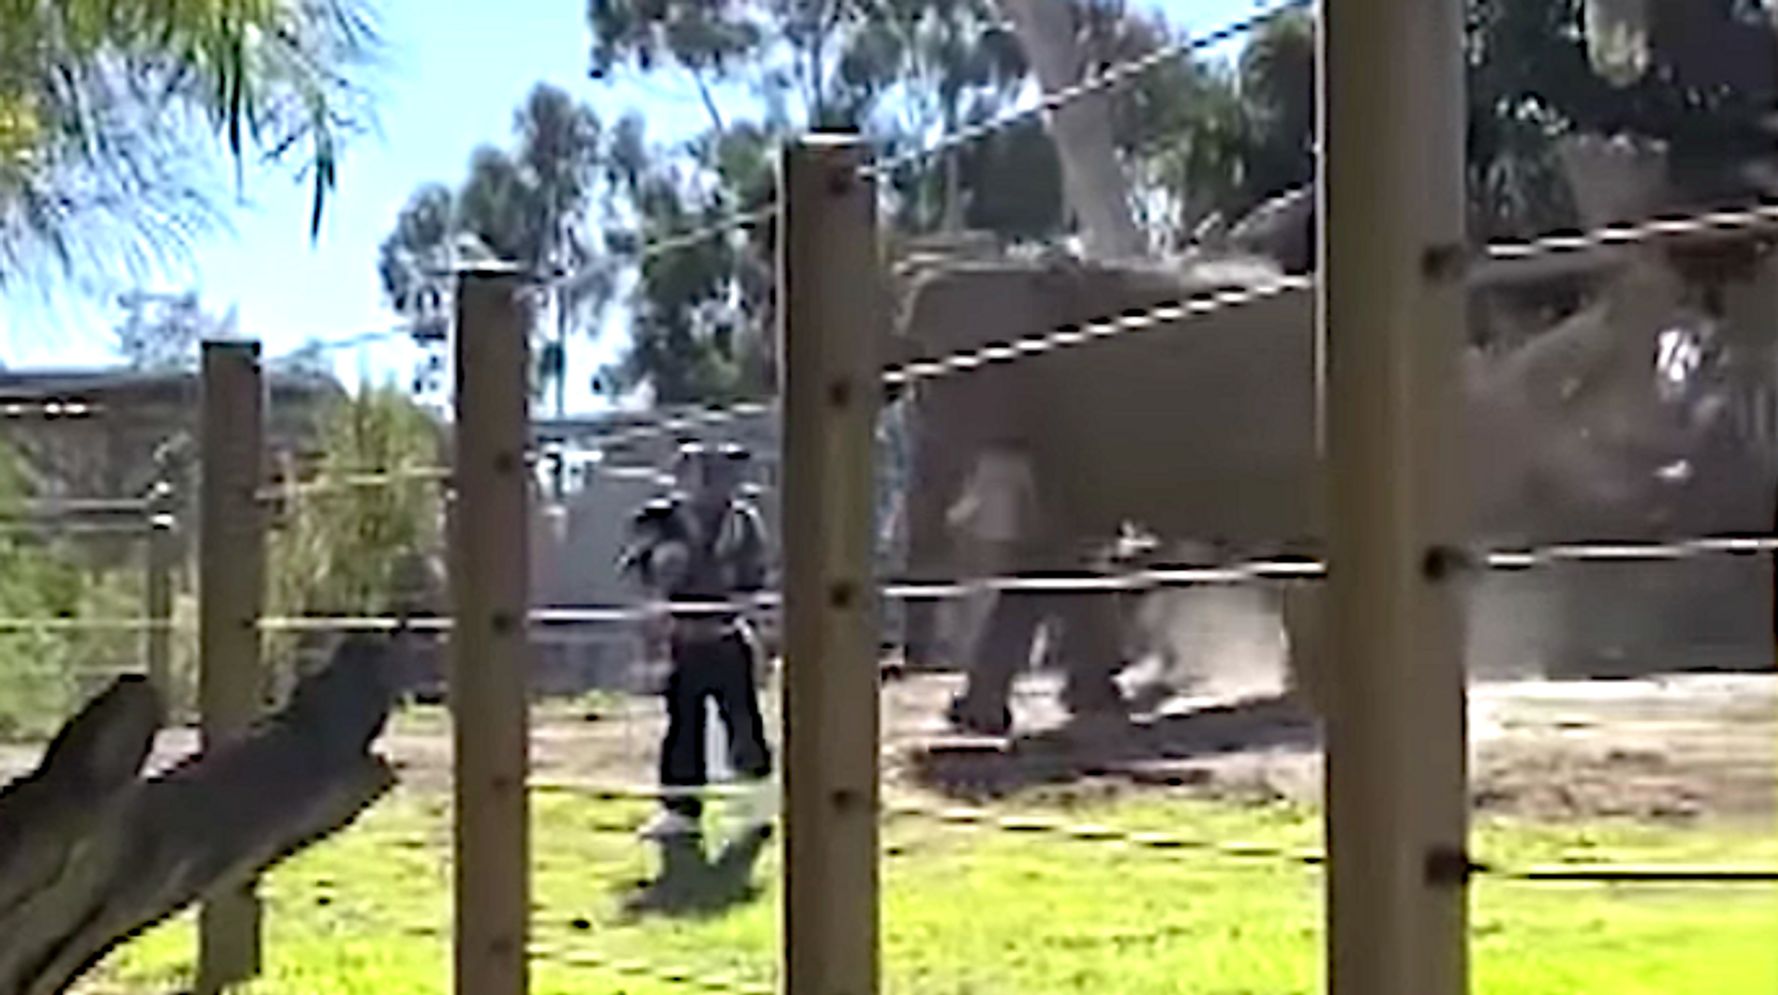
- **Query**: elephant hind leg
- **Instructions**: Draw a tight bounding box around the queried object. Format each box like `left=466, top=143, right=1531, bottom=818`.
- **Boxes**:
left=1053, top=592, right=1131, bottom=717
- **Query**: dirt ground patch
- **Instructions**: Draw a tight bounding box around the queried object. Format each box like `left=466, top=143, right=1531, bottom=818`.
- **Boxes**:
left=885, top=671, right=1776, bottom=824
left=3, top=670, right=1772, bottom=826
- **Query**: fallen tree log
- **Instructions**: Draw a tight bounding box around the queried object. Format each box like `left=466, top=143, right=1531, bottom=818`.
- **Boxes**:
left=0, top=635, right=400, bottom=995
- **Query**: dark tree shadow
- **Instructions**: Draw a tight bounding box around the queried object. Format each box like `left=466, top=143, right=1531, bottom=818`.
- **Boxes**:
left=903, top=694, right=1321, bottom=799
left=616, top=825, right=774, bottom=919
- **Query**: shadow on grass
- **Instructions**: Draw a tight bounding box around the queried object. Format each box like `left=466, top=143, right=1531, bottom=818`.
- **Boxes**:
left=904, top=694, right=1320, bottom=800
left=615, top=825, right=774, bottom=920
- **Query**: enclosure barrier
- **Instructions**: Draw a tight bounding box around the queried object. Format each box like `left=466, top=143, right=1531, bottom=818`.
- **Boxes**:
left=451, top=267, right=533, bottom=995
left=779, top=135, right=884, bottom=995
left=155, top=228, right=1777, bottom=995
left=5, top=195, right=1777, bottom=995
left=197, top=341, right=268, bottom=994
left=1323, top=0, right=1468, bottom=989
left=9, top=0, right=1769, bottom=989
left=145, top=473, right=179, bottom=697
left=0, top=483, right=180, bottom=695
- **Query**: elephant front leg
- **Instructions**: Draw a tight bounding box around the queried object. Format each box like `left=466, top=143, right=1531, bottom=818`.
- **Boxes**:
left=1279, top=579, right=1328, bottom=718
left=1052, top=590, right=1132, bottom=721
left=901, top=600, right=939, bottom=670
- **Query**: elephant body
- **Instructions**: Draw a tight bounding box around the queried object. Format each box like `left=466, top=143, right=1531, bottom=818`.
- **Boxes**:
left=893, top=248, right=1777, bottom=721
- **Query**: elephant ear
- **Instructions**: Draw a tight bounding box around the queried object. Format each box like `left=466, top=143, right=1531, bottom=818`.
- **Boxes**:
left=1554, top=133, right=1668, bottom=230
left=1224, top=186, right=1314, bottom=274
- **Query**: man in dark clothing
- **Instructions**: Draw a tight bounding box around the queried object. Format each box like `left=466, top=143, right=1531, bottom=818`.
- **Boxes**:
left=620, top=442, right=774, bottom=840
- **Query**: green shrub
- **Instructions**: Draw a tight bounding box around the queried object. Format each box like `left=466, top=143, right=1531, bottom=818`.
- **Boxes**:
left=266, top=385, right=446, bottom=699
left=0, top=444, right=152, bottom=739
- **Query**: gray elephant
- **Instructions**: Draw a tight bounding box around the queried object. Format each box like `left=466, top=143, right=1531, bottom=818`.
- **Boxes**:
left=893, top=241, right=1778, bottom=735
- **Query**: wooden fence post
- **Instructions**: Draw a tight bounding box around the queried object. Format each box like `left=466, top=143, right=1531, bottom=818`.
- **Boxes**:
left=451, top=266, right=532, bottom=995
left=197, top=340, right=267, bottom=994
left=780, top=133, right=883, bottom=995
left=145, top=475, right=176, bottom=705
left=1321, top=0, right=1470, bottom=991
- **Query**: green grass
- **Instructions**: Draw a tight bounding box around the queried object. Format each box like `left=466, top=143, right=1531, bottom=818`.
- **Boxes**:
left=80, top=788, right=1778, bottom=995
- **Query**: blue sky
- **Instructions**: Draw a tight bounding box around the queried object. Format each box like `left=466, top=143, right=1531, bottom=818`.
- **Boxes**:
left=0, top=0, right=1258, bottom=414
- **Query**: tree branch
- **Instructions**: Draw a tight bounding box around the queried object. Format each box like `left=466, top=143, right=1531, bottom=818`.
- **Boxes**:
left=690, top=66, right=729, bottom=136
left=0, top=636, right=400, bottom=995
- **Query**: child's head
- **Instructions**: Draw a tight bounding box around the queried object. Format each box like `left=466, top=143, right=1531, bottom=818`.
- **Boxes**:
left=674, top=441, right=751, bottom=509
left=630, top=496, right=680, bottom=536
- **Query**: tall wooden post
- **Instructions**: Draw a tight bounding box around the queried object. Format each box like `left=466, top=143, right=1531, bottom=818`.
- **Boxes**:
left=1321, top=0, right=1470, bottom=991
left=197, top=341, right=267, bottom=994
left=451, top=266, right=531, bottom=995
left=779, top=134, right=883, bottom=995
left=145, top=476, right=176, bottom=705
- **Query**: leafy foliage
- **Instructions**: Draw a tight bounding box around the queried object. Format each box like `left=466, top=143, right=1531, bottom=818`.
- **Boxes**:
left=590, top=0, right=876, bottom=128
left=593, top=115, right=780, bottom=404
left=619, top=0, right=1273, bottom=390
left=0, top=442, right=148, bottom=739
left=444, top=0, right=1778, bottom=405
left=112, top=289, right=236, bottom=371
left=0, top=386, right=439, bottom=732
left=377, top=83, right=611, bottom=404
left=266, top=386, right=443, bottom=687
left=0, top=0, right=382, bottom=291
left=1463, top=0, right=1778, bottom=241
left=1470, top=0, right=1778, bottom=220
left=582, top=0, right=1047, bottom=401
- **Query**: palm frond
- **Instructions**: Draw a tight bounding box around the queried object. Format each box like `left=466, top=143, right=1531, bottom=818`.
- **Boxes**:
left=0, top=0, right=381, bottom=293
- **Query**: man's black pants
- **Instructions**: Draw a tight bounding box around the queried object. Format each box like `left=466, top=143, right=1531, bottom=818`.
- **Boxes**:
left=660, top=626, right=773, bottom=818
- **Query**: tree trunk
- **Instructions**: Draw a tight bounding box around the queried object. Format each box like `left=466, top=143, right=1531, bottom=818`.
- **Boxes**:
left=0, top=636, right=399, bottom=995
left=998, top=0, right=1146, bottom=260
